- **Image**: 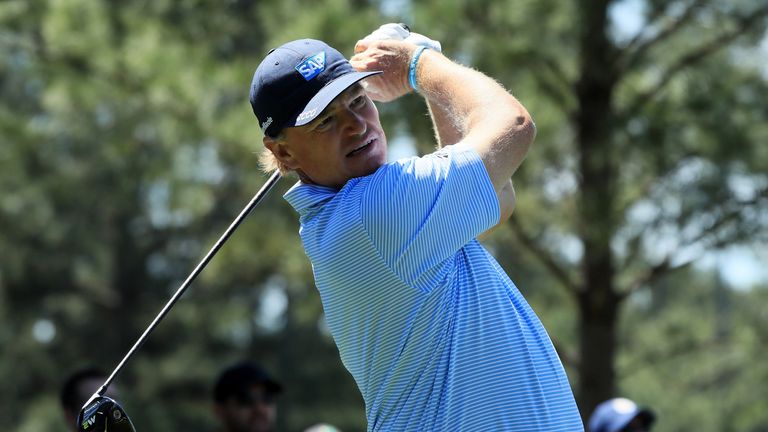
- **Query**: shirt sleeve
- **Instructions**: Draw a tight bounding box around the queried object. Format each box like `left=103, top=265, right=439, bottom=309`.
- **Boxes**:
left=359, top=143, right=500, bottom=291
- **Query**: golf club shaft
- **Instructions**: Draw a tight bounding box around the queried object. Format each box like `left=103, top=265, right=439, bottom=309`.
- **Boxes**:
left=96, top=171, right=281, bottom=397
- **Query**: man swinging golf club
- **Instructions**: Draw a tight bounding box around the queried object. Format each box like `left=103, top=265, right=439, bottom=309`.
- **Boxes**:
left=76, top=24, right=583, bottom=431
left=250, top=24, right=583, bottom=430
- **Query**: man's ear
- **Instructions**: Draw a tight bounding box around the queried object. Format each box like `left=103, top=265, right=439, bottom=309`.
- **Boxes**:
left=263, top=135, right=299, bottom=170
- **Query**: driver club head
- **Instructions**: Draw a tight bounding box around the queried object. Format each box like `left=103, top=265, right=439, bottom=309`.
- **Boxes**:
left=77, top=396, right=136, bottom=432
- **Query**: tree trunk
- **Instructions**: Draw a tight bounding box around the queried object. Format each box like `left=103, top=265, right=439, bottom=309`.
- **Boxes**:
left=577, top=284, right=620, bottom=423
left=574, top=0, right=620, bottom=423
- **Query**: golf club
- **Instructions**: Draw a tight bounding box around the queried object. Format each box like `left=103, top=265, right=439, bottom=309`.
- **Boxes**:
left=76, top=170, right=281, bottom=432
left=77, top=396, right=136, bottom=432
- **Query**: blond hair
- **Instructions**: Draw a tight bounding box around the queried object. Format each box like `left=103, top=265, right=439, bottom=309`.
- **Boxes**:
left=259, top=132, right=293, bottom=175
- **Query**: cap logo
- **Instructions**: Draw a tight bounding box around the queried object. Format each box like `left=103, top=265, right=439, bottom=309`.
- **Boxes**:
left=295, top=51, right=326, bottom=81
left=261, top=116, right=273, bottom=131
left=296, top=108, right=318, bottom=122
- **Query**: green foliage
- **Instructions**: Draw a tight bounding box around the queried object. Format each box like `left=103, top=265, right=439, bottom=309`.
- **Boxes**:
left=619, top=272, right=768, bottom=431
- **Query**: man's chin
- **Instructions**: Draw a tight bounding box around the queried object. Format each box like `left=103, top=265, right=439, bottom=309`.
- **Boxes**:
left=362, top=152, right=387, bottom=175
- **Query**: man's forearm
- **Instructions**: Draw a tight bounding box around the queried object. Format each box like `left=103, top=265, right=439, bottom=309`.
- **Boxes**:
left=423, top=78, right=517, bottom=235
left=426, top=98, right=463, bottom=148
left=415, top=50, right=535, bottom=190
left=416, top=50, right=523, bottom=235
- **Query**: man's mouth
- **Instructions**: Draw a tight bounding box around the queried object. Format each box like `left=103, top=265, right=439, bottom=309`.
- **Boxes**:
left=347, top=136, right=376, bottom=157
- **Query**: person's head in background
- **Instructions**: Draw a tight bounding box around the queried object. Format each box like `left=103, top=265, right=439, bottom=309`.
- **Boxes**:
left=60, top=367, right=119, bottom=431
left=213, top=361, right=283, bottom=432
left=589, top=397, right=656, bottom=432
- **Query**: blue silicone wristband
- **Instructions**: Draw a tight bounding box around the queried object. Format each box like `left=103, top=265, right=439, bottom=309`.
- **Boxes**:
left=408, top=45, right=428, bottom=91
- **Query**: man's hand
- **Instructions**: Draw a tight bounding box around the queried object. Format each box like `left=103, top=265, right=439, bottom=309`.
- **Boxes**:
left=361, top=23, right=442, bottom=52
left=350, top=24, right=441, bottom=102
left=350, top=40, right=414, bottom=102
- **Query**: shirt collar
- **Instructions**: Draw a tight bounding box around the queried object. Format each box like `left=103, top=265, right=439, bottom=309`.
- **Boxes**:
left=284, top=181, right=339, bottom=217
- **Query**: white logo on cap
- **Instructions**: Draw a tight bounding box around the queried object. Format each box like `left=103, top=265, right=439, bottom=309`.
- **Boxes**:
left=261, top=116, right=273, bottom=131
left=296, top=108, right=318, bottom=123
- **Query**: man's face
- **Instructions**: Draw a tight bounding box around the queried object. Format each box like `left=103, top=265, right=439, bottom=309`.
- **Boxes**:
left=265, top=83, right=387, bottom=189
left=214, top=384, right=277, bottom=432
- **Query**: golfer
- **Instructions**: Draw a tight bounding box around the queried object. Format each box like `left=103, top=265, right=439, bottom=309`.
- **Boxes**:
left=249, top=28, right=583, bottom=431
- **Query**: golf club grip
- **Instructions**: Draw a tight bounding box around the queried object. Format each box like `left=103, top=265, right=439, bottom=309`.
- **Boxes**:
left=96, top=170, right=281, bottom=397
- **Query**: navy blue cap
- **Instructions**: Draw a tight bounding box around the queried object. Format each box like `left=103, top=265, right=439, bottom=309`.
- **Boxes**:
left=588, top=398, right=655, bottom=432
left=249, top=39, right=381, bottom=138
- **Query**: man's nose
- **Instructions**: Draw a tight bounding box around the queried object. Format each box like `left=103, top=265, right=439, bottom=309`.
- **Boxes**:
left=341, top=108, right=366, bottom=136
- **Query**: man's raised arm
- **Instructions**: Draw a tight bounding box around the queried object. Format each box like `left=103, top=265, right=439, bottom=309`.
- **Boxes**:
left=351, top=40, right=533, bottom=223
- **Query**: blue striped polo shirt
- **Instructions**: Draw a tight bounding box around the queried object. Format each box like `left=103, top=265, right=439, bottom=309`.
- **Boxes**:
left=284, top=143, right=583, bottom=431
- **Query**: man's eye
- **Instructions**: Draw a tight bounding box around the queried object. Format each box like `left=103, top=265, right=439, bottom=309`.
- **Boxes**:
left=351, top=95, right=366, bottom=108
left=316, top=116, right=333, bottom=129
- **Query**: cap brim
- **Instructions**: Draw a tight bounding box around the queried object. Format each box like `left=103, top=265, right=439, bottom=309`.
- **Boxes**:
left=289, top=71, right=382, bottom=127
left=635, top=409, right=656, bottom=427
left=613, top=409, right=655, bottom=432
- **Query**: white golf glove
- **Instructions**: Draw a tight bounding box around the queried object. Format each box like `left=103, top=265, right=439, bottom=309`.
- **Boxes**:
left=362, top=23, right=442, bottom=52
